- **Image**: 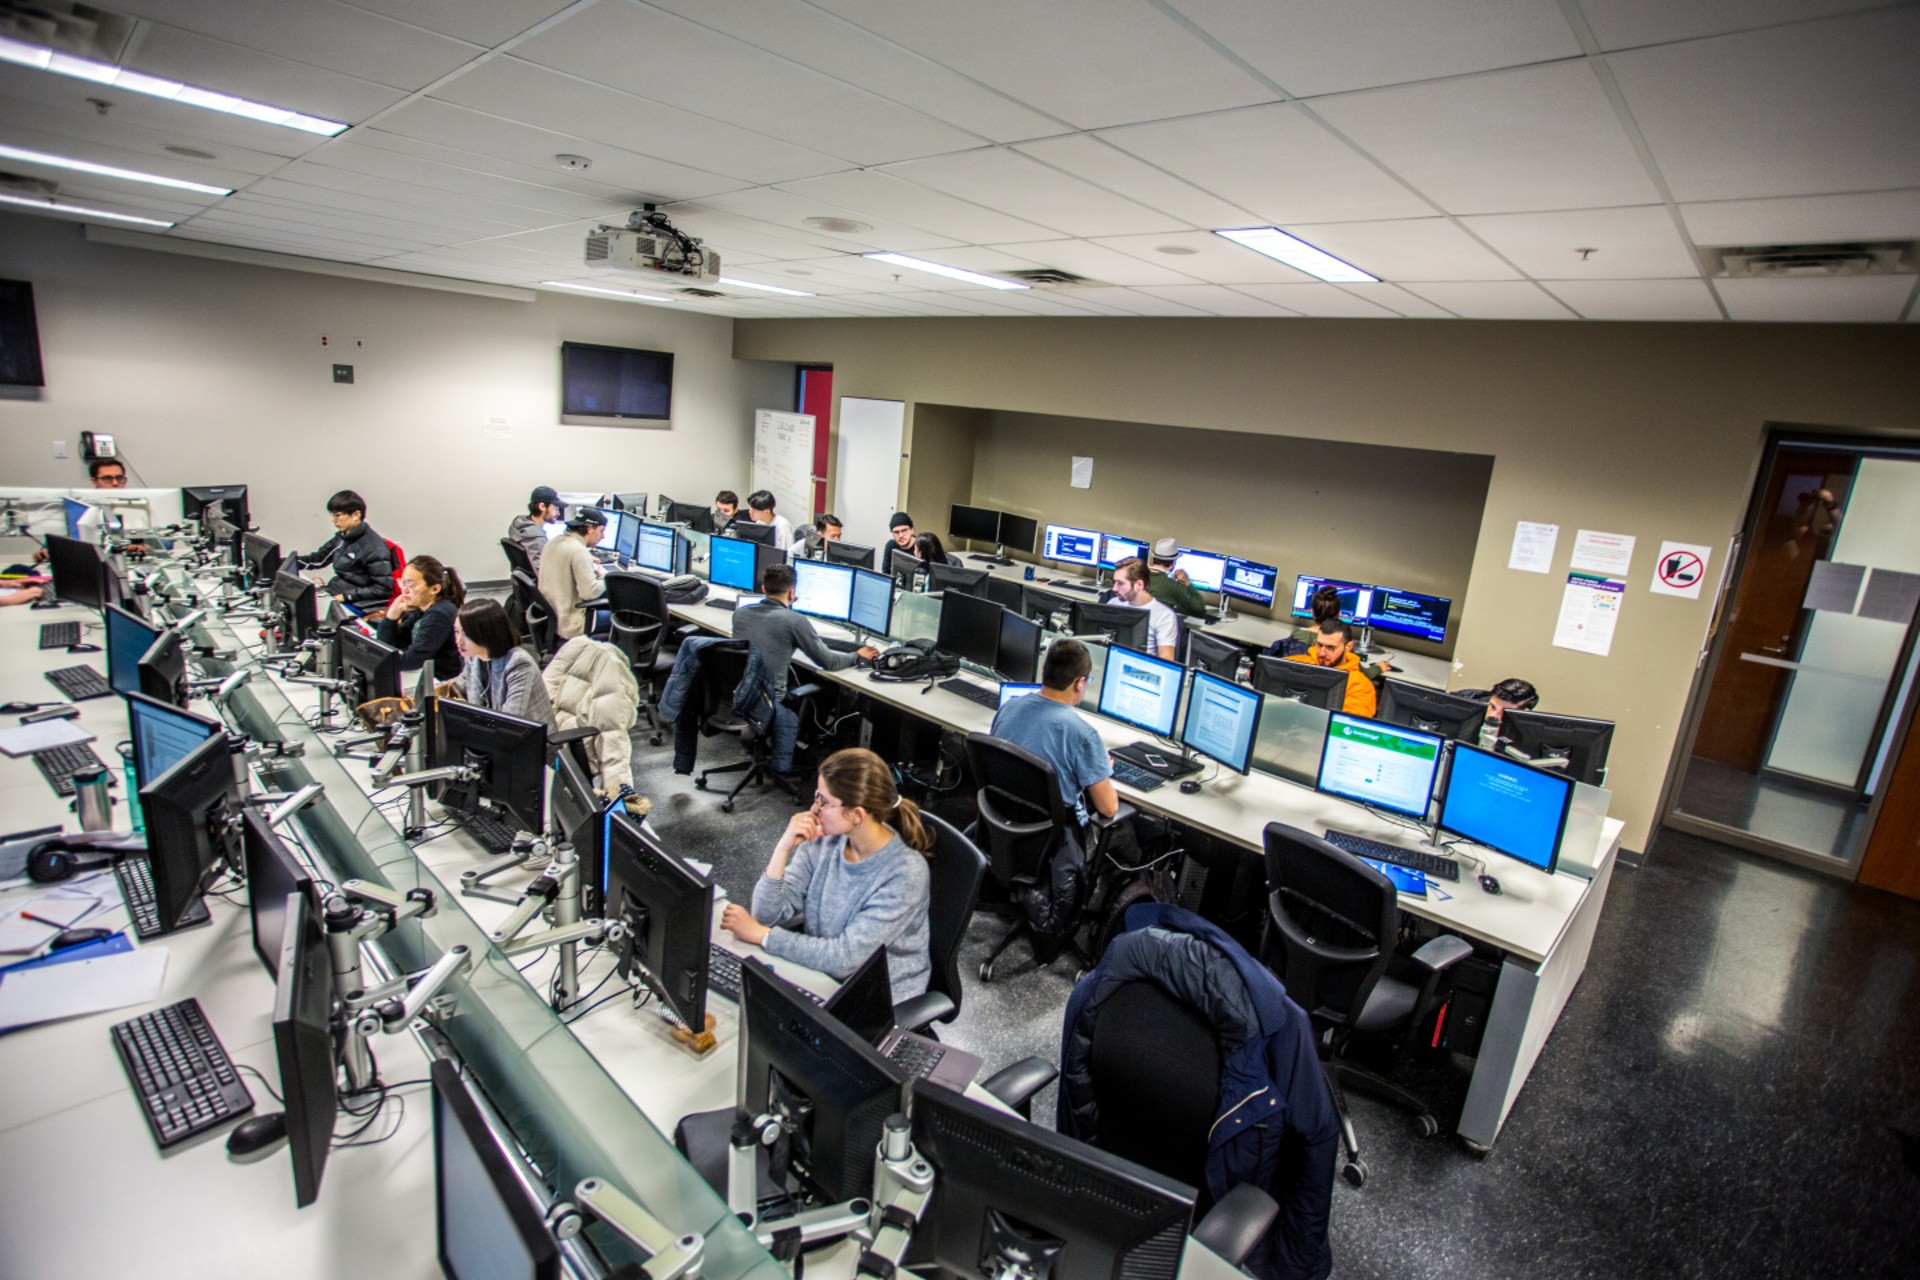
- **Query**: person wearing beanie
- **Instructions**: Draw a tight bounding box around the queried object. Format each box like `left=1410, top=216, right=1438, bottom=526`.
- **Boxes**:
left=538, top=505, right=609, bottom=639
left=885, top=511, right=917, bottom=573
left=1147, top=537, right=1211, bottom=618
left=507, top=485, right=563, bottom=570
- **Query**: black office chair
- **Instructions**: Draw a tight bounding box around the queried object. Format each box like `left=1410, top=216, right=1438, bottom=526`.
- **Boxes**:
left=511, top=569, right=557, bottom=663
left=499, top=536, right=535, bottom=582
left=603, top=572, right=674, bottom=747
left=892, top=812, right=986, bottom=1034
left=1260, top=822, right=1471, bottom=1187
left=693, top=645, right=819, bottom=813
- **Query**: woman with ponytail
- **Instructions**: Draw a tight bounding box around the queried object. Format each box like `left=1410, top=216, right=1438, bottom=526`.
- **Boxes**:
left=721, top=747, right=935, bottom=996
left=374, top=554, right=466, bottom=679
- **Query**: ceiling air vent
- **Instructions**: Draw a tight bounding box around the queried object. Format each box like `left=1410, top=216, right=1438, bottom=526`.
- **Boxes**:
left=1001, top=267, right=1098, bottom=287
left=1701, top=240, right=1918, bottom=279
left=0, top=171, right=57, bottom=198
left=677, top=287, right=725, bottom=298
left=0, top=2, right=137, bottom=62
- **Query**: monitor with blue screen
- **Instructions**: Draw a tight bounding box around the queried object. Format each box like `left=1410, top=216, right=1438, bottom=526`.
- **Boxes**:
left=106, top=603, right=161, bottom=697
left=1220, top=556, right=1278, bottom=607
left=1042, top=523, right=1099, bottom=567
left=1097, top=645, right=1184, bottom=738
left=1172, top=548, right=1227, bottom=593
left=1291, top=575, right=1368, bottom=622
left=64, top=497, right=91, bottom=541
left=1178, top=669, right=1262, bottom=774
left=1314, top=713, right=1443, bottom=819
left=1365, top=585, right=1451, bottom=644
left=1438, top=742, right=1572, bottom=874
left=612, top=511, right=641, bottom=562
left=793, top=558, right=855, bottom=623
left=997, top=682, right=1041, bottom=708
left=1098, top=533, right=1147, bottom=571
left=708, top=534, right=758, bottom=592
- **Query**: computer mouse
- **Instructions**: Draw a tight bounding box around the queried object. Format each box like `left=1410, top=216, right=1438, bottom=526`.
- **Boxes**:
left=226, top=1112, right=289, bottom=1159
left=50, top=927, right=115, bottom=950
left=66, top=642, right=101, bottom=654
left=1479, top=874, right=1503, bottom=896
left=1179, top=779, right=1202, bottom=794
left=0, top=701, right=40, bottom=714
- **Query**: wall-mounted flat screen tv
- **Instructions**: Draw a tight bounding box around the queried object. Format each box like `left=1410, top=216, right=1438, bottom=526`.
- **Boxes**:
left=560, top=341, right=673, bottom=424
left=0, top=280, right=45, bottom=387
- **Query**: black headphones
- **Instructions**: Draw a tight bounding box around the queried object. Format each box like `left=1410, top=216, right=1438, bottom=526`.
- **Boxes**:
left=26, top=836, right=127, bottom=884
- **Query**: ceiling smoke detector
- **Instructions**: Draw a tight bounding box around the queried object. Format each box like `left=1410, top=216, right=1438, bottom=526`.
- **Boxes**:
left=1000, top=267, right=1097, bottom=287
left=1702, top=240, right=1917, bottom=279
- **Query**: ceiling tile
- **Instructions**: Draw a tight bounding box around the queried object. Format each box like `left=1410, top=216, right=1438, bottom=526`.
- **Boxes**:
left=265, top=158, right=584, bottom=228
left=1094, top=231, right=1322, bottom=284
left=1679, top=190, right=1920, bottom=247
left=1134, top=285, right=1302, bottom=316
left=299, top=141, right=622, bottom=219
left=1717, top=275, right=1916, bottom=322
left=881, top=148, right=1183, bottom=238
left=0, top=121, right=261, bottom=191
left=346, top=1, right=578, bottom=48
left=1397, top=281, right=1579, bottom=318
left=113, top=0, right=480, bottom=89
left=1063, top=288, right=1215, bottom=316
left=1540, top=279, right=1725, bottom=320
left=166, top=224, right=391, bottom=261
left=183, top=206, right=437, bottom=254
left=1578, top=0, right=1890, bottom=50
left=669, top=186, right=963, bottom=255
left=1167, top=0, right=1581, bottom=97
left=981, top=239, right=1204, bottom=287
left=808, top=0, right=1274, bottom=129
left=1228, top=283, right=1404, bottom=317
left=1098, top=104, right=1433, bottom=223
left=125, top=23, right=409, bottom=122
left=1338, top=283, right=1459, bottom=317
left=1311, top=61, right=1661, bottom=213
left=238, top=176, right=536, bottom=238
left=774, top=169, right=1061, bottom=244
left=1609, top=8, right=1920, bottom=203
left=1282, top=217, right=1522, bottom=281
left=0, top=63, right=326, bottom=161
left=1011, top=134, right=1254, bottom=229
left=1457, top=205, right=1700, bottom=278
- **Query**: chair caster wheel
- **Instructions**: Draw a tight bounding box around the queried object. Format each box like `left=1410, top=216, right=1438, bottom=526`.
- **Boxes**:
left=649, top=736, right=663, bottom=747
left=695, top=778, right=709, bottom=790
left=1342, top=1160, right=1368, bottom=1189
left=721, top=801, right=735, bottom=814
left=979, top=961, right=994, bottom=983
left=1414, top=1114, right=1439, bottom=1138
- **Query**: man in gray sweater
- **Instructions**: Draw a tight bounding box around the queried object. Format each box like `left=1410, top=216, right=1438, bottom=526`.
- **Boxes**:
left=732, top=564, right=878, bottom=772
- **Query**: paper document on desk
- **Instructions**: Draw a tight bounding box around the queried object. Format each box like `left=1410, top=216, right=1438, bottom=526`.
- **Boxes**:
left=0, top=948, right=167, bottom=1032
left=0, top=880, right=119, bottom=953
left=0, top=719, right=96, bottom=758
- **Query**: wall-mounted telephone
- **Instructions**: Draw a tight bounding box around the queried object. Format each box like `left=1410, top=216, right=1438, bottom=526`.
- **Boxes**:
left=80, top=432, right=116, bottom=461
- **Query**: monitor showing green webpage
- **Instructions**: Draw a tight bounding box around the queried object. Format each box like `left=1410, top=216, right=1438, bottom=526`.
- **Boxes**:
left=1314, top=714, right=1443, bottom=819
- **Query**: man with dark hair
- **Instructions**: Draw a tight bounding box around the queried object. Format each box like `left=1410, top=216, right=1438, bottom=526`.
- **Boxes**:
left=745, top=489, right=793, bottom=551
left=298, top=489, right=395, bottom=610
left=791, top=513, right=843, bottom=559
left=1110, top=557, right=1179, bottom=660
left=539, top=505, right=609, bottom=639
left=1147, top=537, right=1209, bottom=618
left=1285, top=618, right=1376, bottom=717
left=884, top=510, right=917, bottom=572
left=88, top=457, right=128, bottom=487
left=714, top=490, right=741, bottom=529
left=989, top=637, right=1119, bottom=822
left=507, top=485, right=562, bottom=570
left=1455, top=677, right=1540, bottom=734
left=734, top=562, right=878, bottom=772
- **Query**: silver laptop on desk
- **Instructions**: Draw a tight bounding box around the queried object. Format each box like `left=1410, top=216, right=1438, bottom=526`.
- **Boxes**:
left=825, top=947, right=983, bottom=1091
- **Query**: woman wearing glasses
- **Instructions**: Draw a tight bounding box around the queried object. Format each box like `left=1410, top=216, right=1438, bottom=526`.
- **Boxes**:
left=720, top=747, right=934, bottom=997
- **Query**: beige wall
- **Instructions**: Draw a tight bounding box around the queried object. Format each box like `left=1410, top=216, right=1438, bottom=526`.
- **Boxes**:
left=735, top=314, right=1920, bottom=852
left=0, top=214, right=792, bottom=579
left=902, top=403, right=980, bottom=543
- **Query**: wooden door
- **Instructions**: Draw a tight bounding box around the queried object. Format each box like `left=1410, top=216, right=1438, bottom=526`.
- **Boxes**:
left=1860, top=699, right=1920, bottom=900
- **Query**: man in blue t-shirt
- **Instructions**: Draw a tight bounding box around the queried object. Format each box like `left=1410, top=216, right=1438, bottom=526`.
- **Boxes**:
left=988, top=638, right=1120, bottom=825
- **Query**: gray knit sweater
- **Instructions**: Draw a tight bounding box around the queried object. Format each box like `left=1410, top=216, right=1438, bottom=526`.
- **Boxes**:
left=752, top=833, right=932, bottom=998
left=457, top=647, right=552, bottom=726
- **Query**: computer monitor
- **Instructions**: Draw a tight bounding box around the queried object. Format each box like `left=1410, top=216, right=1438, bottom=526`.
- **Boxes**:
left=1249, top=655, right=1347, bottom=711
left=998, top=682, right=1041, bottom=708
left=1097, top=645, right=1184, bottom=739
left=793, top=558, right=856, bottom=623
left=244, top=808, right=314, bottom=979
left=982, top=575, right=1024, bottom=612
left=1378, top=679, right=1485, bottom=743
left=1179, top=669, right=1262, bottom=775
left=708, top=533, right=759, bottom=593
left=1098, top=533, right=1148, bottom=572
left=936, top=590, right=1003, bottom=670
left=635, top=521, right=682, bottom=575
left=63, top=496, right=91, bottom=542
left=432, top=1061, right=561, bottom=1280
left=1020, top=584, right=1075, bottom=631
left=663, top=499, right=716, bottom=535
left=891, top=551, right=929, bottom=592
left=140, top=729, right=242, bottom=934
left=180, top=484, right=249, bottom=530
left=949, top=503, right=1001, bottom=543
left=1499, top=709, right=1614, bottom=787
left=105, top=603, right=161, bottom=697
left=824, top=538, right=875, bottom=570
left=1290, top=575, right=1366, bottom=623
left=1365, top=585, right=1451, bottom=644
left=905, top=1082, right=1195, bottom=1280
left=995, top=609, right=1042, bottom=684
left=1221, top=556, right=1278, bottom=608
left=604, top=811, right=712, bottom=1032
left=928, top=561, right=990, bottom=597
left=1069, top=600, right=1149, bottom=650
left=739, top=957, right=903, bottom=1204
left=434, top=699, right=548, bottom=835
left=1440, top=743, right=1574, bottom=874
left=610, top=510, right=642, bottom=562
left=272, top=890, right=338, bottom=1210
left=127, top=691, right=221, bottom=790
left=849, top=568, right=895, bottom=637
left=997, top=514, right=1038, bottom=557
left=137, top=630, right=191, bottom=709
left=1315, top=713, right=1444, bottom=820
left=339, top=627, right=403, bottom=705
left=818, top=945, right=896, bottom=1046
left=1171, top=548, right=1226, bottom=594
left=609, top=491, right=648, bottom=516
left=728, top=520, right=777, bottom=547
left=271, top=571, right=319, bottom=648
left=241, top=532, right=282, bottom=588
left=44, top=534, right=105, bottom=611
left=549, top=749, right=607, bottom=908
left=1042, top=523, right=1100, bottom=567
left=1183, top=629, right=1242, bottom=678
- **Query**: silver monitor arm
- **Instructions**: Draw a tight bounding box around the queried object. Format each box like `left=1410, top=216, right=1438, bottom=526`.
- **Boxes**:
left=323, top=879, right=438, bottom=1093
left=553, top=1178, right=705, bottom=1280
left=484, top=843, right=622, bottom=1009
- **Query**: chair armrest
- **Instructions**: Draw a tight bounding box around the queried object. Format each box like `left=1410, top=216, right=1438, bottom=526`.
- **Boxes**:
left=787, top=681, right=822, bottom=701
left=673, top=623, right=702, bottom=639
left=1410, top=934, right=1474, bottom=974
left=892, top=992, right=954, bottom=1034
left=1191, top=1184, right=1279, bottom=1270
left=980, top=1056, right=1058, bottom=1119
left=547, top=726, right=599, bottom=748
left=1087, top=801, right=1137, bottom=831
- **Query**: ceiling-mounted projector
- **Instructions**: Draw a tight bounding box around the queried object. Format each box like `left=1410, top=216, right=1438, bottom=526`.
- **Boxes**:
left=585, top=206, right=721, bottom=285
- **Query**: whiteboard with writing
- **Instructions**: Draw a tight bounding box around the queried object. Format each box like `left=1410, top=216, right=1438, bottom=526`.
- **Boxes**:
left=752, top=409, right=816, bottom=525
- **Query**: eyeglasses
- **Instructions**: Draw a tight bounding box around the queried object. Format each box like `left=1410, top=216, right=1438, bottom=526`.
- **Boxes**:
left=95, top=473, right=127, bottom=486
left=811, top=793, right=846, bottom=813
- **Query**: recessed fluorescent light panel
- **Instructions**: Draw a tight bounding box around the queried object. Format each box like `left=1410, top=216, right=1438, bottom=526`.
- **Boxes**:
left=0, top=143, right=232, bottom=195
left=862, top=252, right=1029, bottom=291
left=0, top=191, right=174, bottom=227
left=542, top=281, right=675, bottom=303
left=1214, top=227, right=1378, bottom=284
left=717, top=276, right=815, bottom=297
left=0, top=36, right=348, bottom=136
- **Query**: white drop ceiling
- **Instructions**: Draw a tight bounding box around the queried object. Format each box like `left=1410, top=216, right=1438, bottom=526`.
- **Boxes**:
left=1, top=0, right=1916, bottom=322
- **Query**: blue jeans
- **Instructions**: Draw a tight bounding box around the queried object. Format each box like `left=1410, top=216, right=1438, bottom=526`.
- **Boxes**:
left=769, top=700, right=799, bottom=774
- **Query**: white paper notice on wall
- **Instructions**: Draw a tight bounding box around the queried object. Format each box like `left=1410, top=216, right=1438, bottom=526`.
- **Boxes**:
left=1570, top=529, right=1635, bottom=576
left=483, top=416, right=512, bottom=440
left=1553, top=573, right=1625, bottom=657
left=1803, top=560, right=1865, bottom=614
left=1648, top=540, right=1712, bottom=599
left=1858, top=568, right=1920, bottom=625
left=1070, top=456, right=1093, bottom=489
left=1508, top=521, right=1558, bottom=573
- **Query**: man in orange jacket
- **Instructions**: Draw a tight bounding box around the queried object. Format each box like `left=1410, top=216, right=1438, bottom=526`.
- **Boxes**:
left=1287, top=619, right=1377, bottom=717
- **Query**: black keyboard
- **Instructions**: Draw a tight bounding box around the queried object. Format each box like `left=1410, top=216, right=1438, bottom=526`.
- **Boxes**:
left=1322, top=829, right=1461, bottom=882
left=38, top=621, right=80, bottom=649
left=1108, top=758, right=1167, bottom=792
left=885, top=1035, right=947, bottom=1082
left=32, top=741, right=108, bottom=796
left=114, top=853, right=214, bottom=939
left=110, top=998, right=254, bottom=1148
left=44, top=663, right=113, bottom=701
left=824, top=636, right=862, bottom=654
left=710, top=598, right=738, bottom=612
left=459, top=809, right=520, bottom=854
left=707, top=943, right=743, bottom=1000
left=938, top=678, right=1000, bottom=710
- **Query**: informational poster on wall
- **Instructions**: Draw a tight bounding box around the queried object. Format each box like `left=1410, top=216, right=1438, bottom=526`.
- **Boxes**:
left=1508, top=520, right=1558, bottom=573
left=1553, top=572, right=1625, bottom=657
left=1570, top=528, right=1635, bottom=576
left=752, top=409, right=816, bottom=525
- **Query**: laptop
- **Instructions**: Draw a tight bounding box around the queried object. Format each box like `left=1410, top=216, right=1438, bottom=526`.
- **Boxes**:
left=827, top=946, right=982, bottom=1092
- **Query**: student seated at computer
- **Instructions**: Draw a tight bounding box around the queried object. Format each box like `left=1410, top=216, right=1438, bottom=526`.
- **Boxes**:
left=713, top=490, right=741, bottom=530
left=295, top=489, right=396, bottom=611
left=914, top=532, right=963, bottom=568
left=886, top=511, right=917, bottom=567
left=744, top=489, right=794, bottom=550
left=790, top=513, right=843, bottom=559
left=446, top=598, right=552, bottom=725
left=506, top=485, right=562, bottom=571
left=989, top=638, right=1120, bottom=825
left=374, top=555, right=465, bottom=678
left=734, top=564, right=880, bottom=772
left=538, top=506, right=609, bottom=640
left=1272, top=583, right=1386, bottom=680
left=1109, top=557, right=1180, bottom=660
left=1147, top=538, right=1209, bottom=618
left=1285, top=619, right=1377, bottom=717
left=1455, top=677, right=1539, bottom=745
left=719, top=746, right=934, bottom=997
